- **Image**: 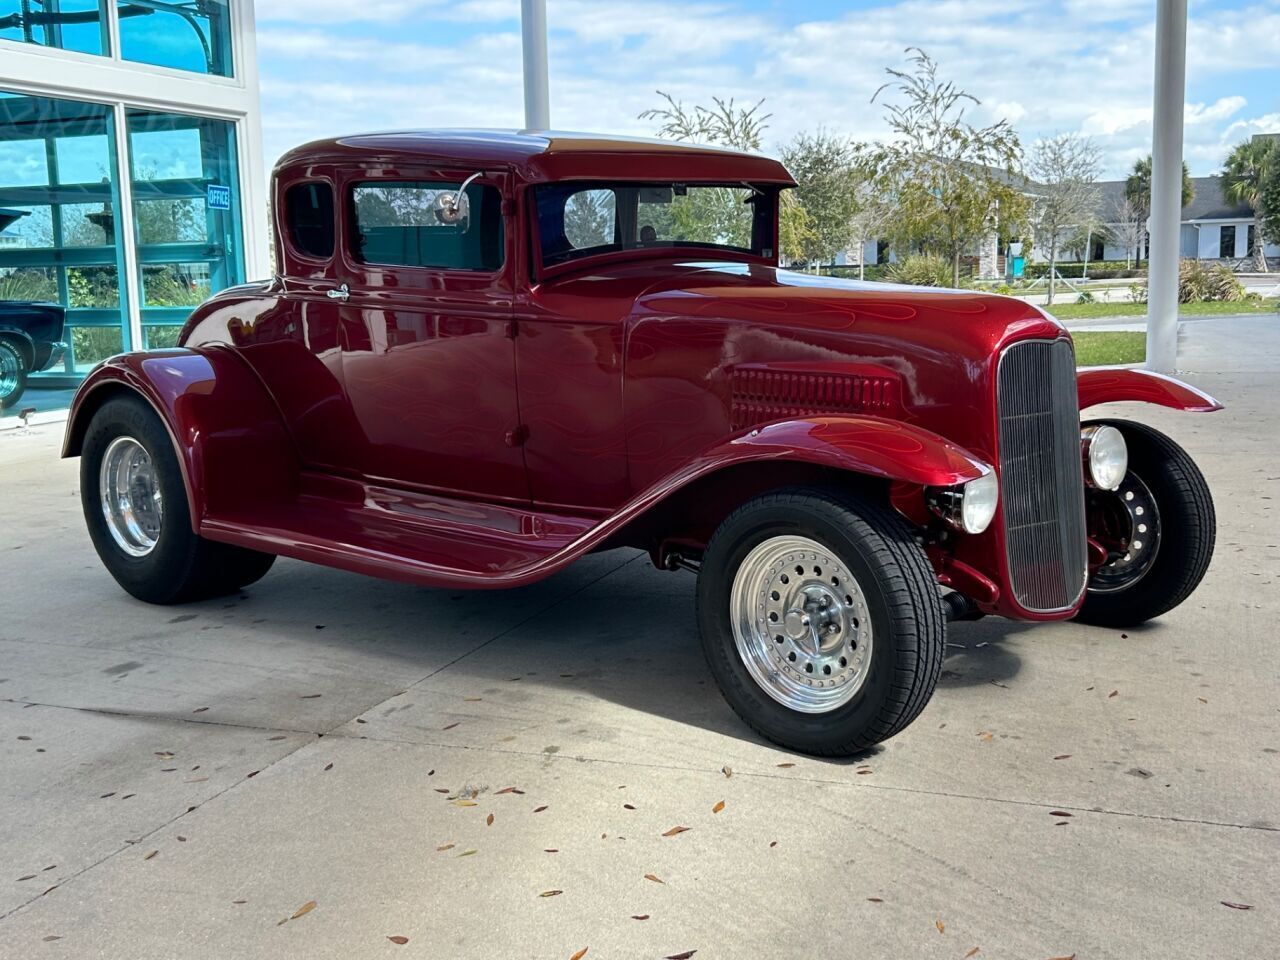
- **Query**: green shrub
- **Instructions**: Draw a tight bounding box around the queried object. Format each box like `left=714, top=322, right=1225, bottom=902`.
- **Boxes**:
left=885, top=254, right=953, bottom=287
left=1076, top=290, right=1096, bottom=304
left=1128, top=281, right=1148, bottom=304
left=1178, top=259, right=1246, bottom=303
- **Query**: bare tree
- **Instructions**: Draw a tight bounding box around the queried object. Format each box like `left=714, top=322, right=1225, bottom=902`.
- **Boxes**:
left=639, top=91, right=770, bottom=151
left=1108, top=195, right=1147, bottom=269
left=1026, top=133, right=1102, bottom=304
left=864, top=48, right=1028, bottom=288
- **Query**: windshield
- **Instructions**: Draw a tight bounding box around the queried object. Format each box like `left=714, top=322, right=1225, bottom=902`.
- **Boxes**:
left=534, top=181, right=776, bottom=268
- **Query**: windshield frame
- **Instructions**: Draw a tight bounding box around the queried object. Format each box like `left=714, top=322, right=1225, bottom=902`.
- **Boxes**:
left=530, top=180, right=780, bottom=280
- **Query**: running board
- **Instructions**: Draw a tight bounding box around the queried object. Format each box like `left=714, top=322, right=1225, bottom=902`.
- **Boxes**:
left=199, top=472, right=602, bottom=590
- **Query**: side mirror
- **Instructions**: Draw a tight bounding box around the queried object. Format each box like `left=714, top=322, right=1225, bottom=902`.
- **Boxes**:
left=433, top=172, right=482, bottom=230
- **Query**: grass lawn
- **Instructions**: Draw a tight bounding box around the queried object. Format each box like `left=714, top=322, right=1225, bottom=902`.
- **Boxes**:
left=1048, top=297, right=1279, bottom=320
left=1073, top=331, right=1146, bottom=367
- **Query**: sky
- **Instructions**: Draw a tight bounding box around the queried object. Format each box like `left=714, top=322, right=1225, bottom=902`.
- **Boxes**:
left=254, top=0, right=1280, bottom=181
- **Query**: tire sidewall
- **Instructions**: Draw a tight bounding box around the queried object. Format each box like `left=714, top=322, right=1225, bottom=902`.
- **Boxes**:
left=81, top=396, right=197, bottom=602
left=0, top=339, right=28, bottom=410
left=698, top=497, right=903, bottom=751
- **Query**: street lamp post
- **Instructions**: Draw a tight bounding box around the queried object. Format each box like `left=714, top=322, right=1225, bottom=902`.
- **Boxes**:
left=520, top=0, right=550, bottom=131
left=1146, top=0, right=1188, bottom=373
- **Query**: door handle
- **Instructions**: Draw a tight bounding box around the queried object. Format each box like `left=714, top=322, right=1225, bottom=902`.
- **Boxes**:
left=326, top=283, right=350, bottom=302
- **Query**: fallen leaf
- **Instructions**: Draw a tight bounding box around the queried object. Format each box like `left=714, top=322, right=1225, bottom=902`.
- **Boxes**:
left=623, top=803, right=636, bottom=810
left=534, top=805, right=549, bottom=813
left=569, top=949, right=588, bottom=960
left=721, top=765, right=732, bottom=778
left=1197, top=697, right=1208, bottom=704
left=452, top=799, right=477, bottom=807
left=866, top=897, right=883, bottom=903
left=323, top=763, right=333, bottom=771
left=100, top=792, right=115, bottom=799
left=776, top=762, right=795, bottom=768
left=856, top=769, right=873, bottom=775
left=769, top=841, right=778, bottom=848
left=143, top=850, right=158, bottom=860
left=355, top=718, right=367, bottom=724
left=291, top=900, right=317, bottom=920
left=544, top=848, right=558, bottom=853
left=184, top=777, right=208, bottom=783
left=712, top=801, right=726, bottom=814
left=192, top=707, right=208, bottom=713
left=495, top=787, right=525, bottom=795
left=458, top=849, right=477, bottom=857
left=387, top=936, right=410, bottom=945
left=300, top=694, right=322, bottom=699
left=155, top=752, right=174, bottom=759
left=665, top=951, right=697, bottom=960
left=486, top=813, right=494, bottom=826
left=41, top=885, right=58, bottom=896
left=268, top=735, right=286, bottom=741
left=436, top=843, right=455, bottom=852
left=442, top=722, right=460, bottom=731
left=965, top=949, right=980, bottom=958
left=17, top=875, right=35, bottom=881
left=232, top=899, right=247, bottom=904
left=1220, top=901, right=1253, bottom=910
left=1045, top=955, right=1076, bottom=960
left=177, top=836, right=187, bottom=842
left=631, top=914, right=650, bottom=920
left=644, top=874, right=664, bottom=884
left=936, top=919, right=945, bottom=934
left=464, top=697, right=483, bottom=702
left=1108, top=690, right=1118, bottom=698
left=662, top=826, right=691, bottom=837
left=978, top=731, right=994, bottom=741
left=1049, top=810, right=1073, bottom=818
left=42, top=935, right=61, bottom=942
left=17, top=735, right=31, bottom=741
left=540, top=889, right=563, bottom=898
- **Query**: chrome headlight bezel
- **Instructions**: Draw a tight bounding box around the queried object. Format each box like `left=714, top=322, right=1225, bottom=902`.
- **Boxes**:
left=1081, top=424, right=1128, bottom=491
left=927, top=470, right=1000, bottom=535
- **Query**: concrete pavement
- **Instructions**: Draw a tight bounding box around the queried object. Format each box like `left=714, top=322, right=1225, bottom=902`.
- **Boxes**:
left=1, top=318, right=1277, bottom=958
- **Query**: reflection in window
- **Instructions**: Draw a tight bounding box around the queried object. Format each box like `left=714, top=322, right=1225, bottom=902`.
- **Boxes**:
left=0, top=0, right=110, bottom=55
left=0, top=92, right=129, bottom=376
left=118, top=0, right=232, bottom=76
left=563, top=190, right=616, bottom=249
left=351, top=181, right=504, bottom=270
left=126, top=109, right=243, bottom=328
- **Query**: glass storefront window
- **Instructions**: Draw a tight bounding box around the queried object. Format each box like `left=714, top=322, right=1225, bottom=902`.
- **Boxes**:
left=127, top=108, right=243, bottom=331
left=0, top=92, right=130, bottom=398
left=0, top=0, right=111, bottom=56
left=118, top=0, right=232, bottom=77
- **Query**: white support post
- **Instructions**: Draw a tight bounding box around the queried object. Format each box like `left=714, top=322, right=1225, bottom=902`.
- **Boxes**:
left=520, top=0, right=550, bottom=131
left=1146, top=0, right=1188, bottom=373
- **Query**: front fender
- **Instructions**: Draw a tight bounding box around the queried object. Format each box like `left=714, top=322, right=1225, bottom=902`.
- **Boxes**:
left=674, top=416, right=989, bottom=490
left=1077, top=368, right=1223, bottom=412
left=62, top=348, right=297, bottom=528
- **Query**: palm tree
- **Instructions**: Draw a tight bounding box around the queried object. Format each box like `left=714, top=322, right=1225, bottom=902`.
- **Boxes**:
left=1124, top=155, right=1195, bottom=217
left=1223, top=137, right=1277, bottom=271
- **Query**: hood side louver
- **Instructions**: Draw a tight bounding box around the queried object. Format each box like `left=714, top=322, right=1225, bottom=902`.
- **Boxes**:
left=730, top=366, right=897, bottom=431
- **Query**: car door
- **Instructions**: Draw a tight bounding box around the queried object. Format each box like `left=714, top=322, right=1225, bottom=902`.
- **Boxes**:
left=335, top=168, right=529, bottom=503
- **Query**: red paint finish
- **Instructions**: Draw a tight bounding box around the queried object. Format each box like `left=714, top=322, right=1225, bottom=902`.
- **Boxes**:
left=1077, top=367, right=1223, bottom=412
left=62, top=131, right=1220, bottom=621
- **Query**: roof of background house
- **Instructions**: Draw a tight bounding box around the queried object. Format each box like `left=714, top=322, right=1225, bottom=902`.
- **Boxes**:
left=1090, top=174, right=1252, bottom=221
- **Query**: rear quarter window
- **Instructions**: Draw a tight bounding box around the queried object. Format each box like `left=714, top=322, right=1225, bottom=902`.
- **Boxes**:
left=284, top=181, right=335, bottom=259
left=349, top=181, right=503, bottom=270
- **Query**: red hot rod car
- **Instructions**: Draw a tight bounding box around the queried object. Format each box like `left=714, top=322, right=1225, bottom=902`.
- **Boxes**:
left=64, top=131, right=1219, bottom=755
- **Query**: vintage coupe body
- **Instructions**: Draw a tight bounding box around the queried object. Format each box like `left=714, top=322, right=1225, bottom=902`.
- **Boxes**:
left=64, top=130, right=1219, bottom=754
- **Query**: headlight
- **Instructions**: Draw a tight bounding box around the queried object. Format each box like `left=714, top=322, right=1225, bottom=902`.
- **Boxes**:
left=1082, top=424, right=1128, bottom=491
left=927, top=471, right=999, bottom=535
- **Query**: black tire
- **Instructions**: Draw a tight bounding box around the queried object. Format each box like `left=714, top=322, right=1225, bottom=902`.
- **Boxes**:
left=1075, top=420, right=1215, bottom=627
left=81, top=394, right=276, bottom=604
left=696, top=486, right=945, bottom=756
left=0, top=338, right=28, bottom=411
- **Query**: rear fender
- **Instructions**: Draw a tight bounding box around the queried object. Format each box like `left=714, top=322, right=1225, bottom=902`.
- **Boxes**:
left=62, top=348, right=297, bottom=528
left=1077, top=368, right=1223, bottom=412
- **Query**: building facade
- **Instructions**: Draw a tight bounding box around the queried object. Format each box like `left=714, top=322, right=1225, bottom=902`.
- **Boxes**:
left=0, top=0, right=265, bottom=409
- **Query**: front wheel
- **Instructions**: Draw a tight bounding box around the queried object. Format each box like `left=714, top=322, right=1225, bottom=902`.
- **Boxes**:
left=0, top=338, right=28, bottom=411
left=81, top=394, right=276, bottom=604
left=697, top=486, right=945, bottom=756
left=1075, top=420, right=1215, bottom=627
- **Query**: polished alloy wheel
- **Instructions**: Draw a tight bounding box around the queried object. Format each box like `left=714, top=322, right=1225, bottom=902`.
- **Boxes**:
left=729, top=535, right=873, bottom=713
left=1088, top=471, right=1162, bottom=594
left=99, top=436, right=164, bottom=557
left=0, top=343, right=20, bottom=400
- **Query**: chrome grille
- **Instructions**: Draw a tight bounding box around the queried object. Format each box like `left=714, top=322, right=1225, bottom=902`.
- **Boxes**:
left=997, top=339, right=1088, bottom=612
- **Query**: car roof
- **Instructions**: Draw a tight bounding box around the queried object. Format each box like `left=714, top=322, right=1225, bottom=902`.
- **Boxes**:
left=275, top=128, right=796, bottom=186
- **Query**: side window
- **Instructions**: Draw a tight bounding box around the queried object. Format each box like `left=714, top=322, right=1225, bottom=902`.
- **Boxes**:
left=350, top=180, right=504, bottom=270
left=285, top=181, right=335, bottom=259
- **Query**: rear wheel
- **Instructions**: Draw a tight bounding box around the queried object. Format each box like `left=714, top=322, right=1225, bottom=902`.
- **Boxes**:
left=0, top=338, right=28, bottom=411
left=697, top=486, right=945, bottom=756
left=1076, top=420, right=1215, bottom=627
left=81, top=394, right=276, bottom=604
